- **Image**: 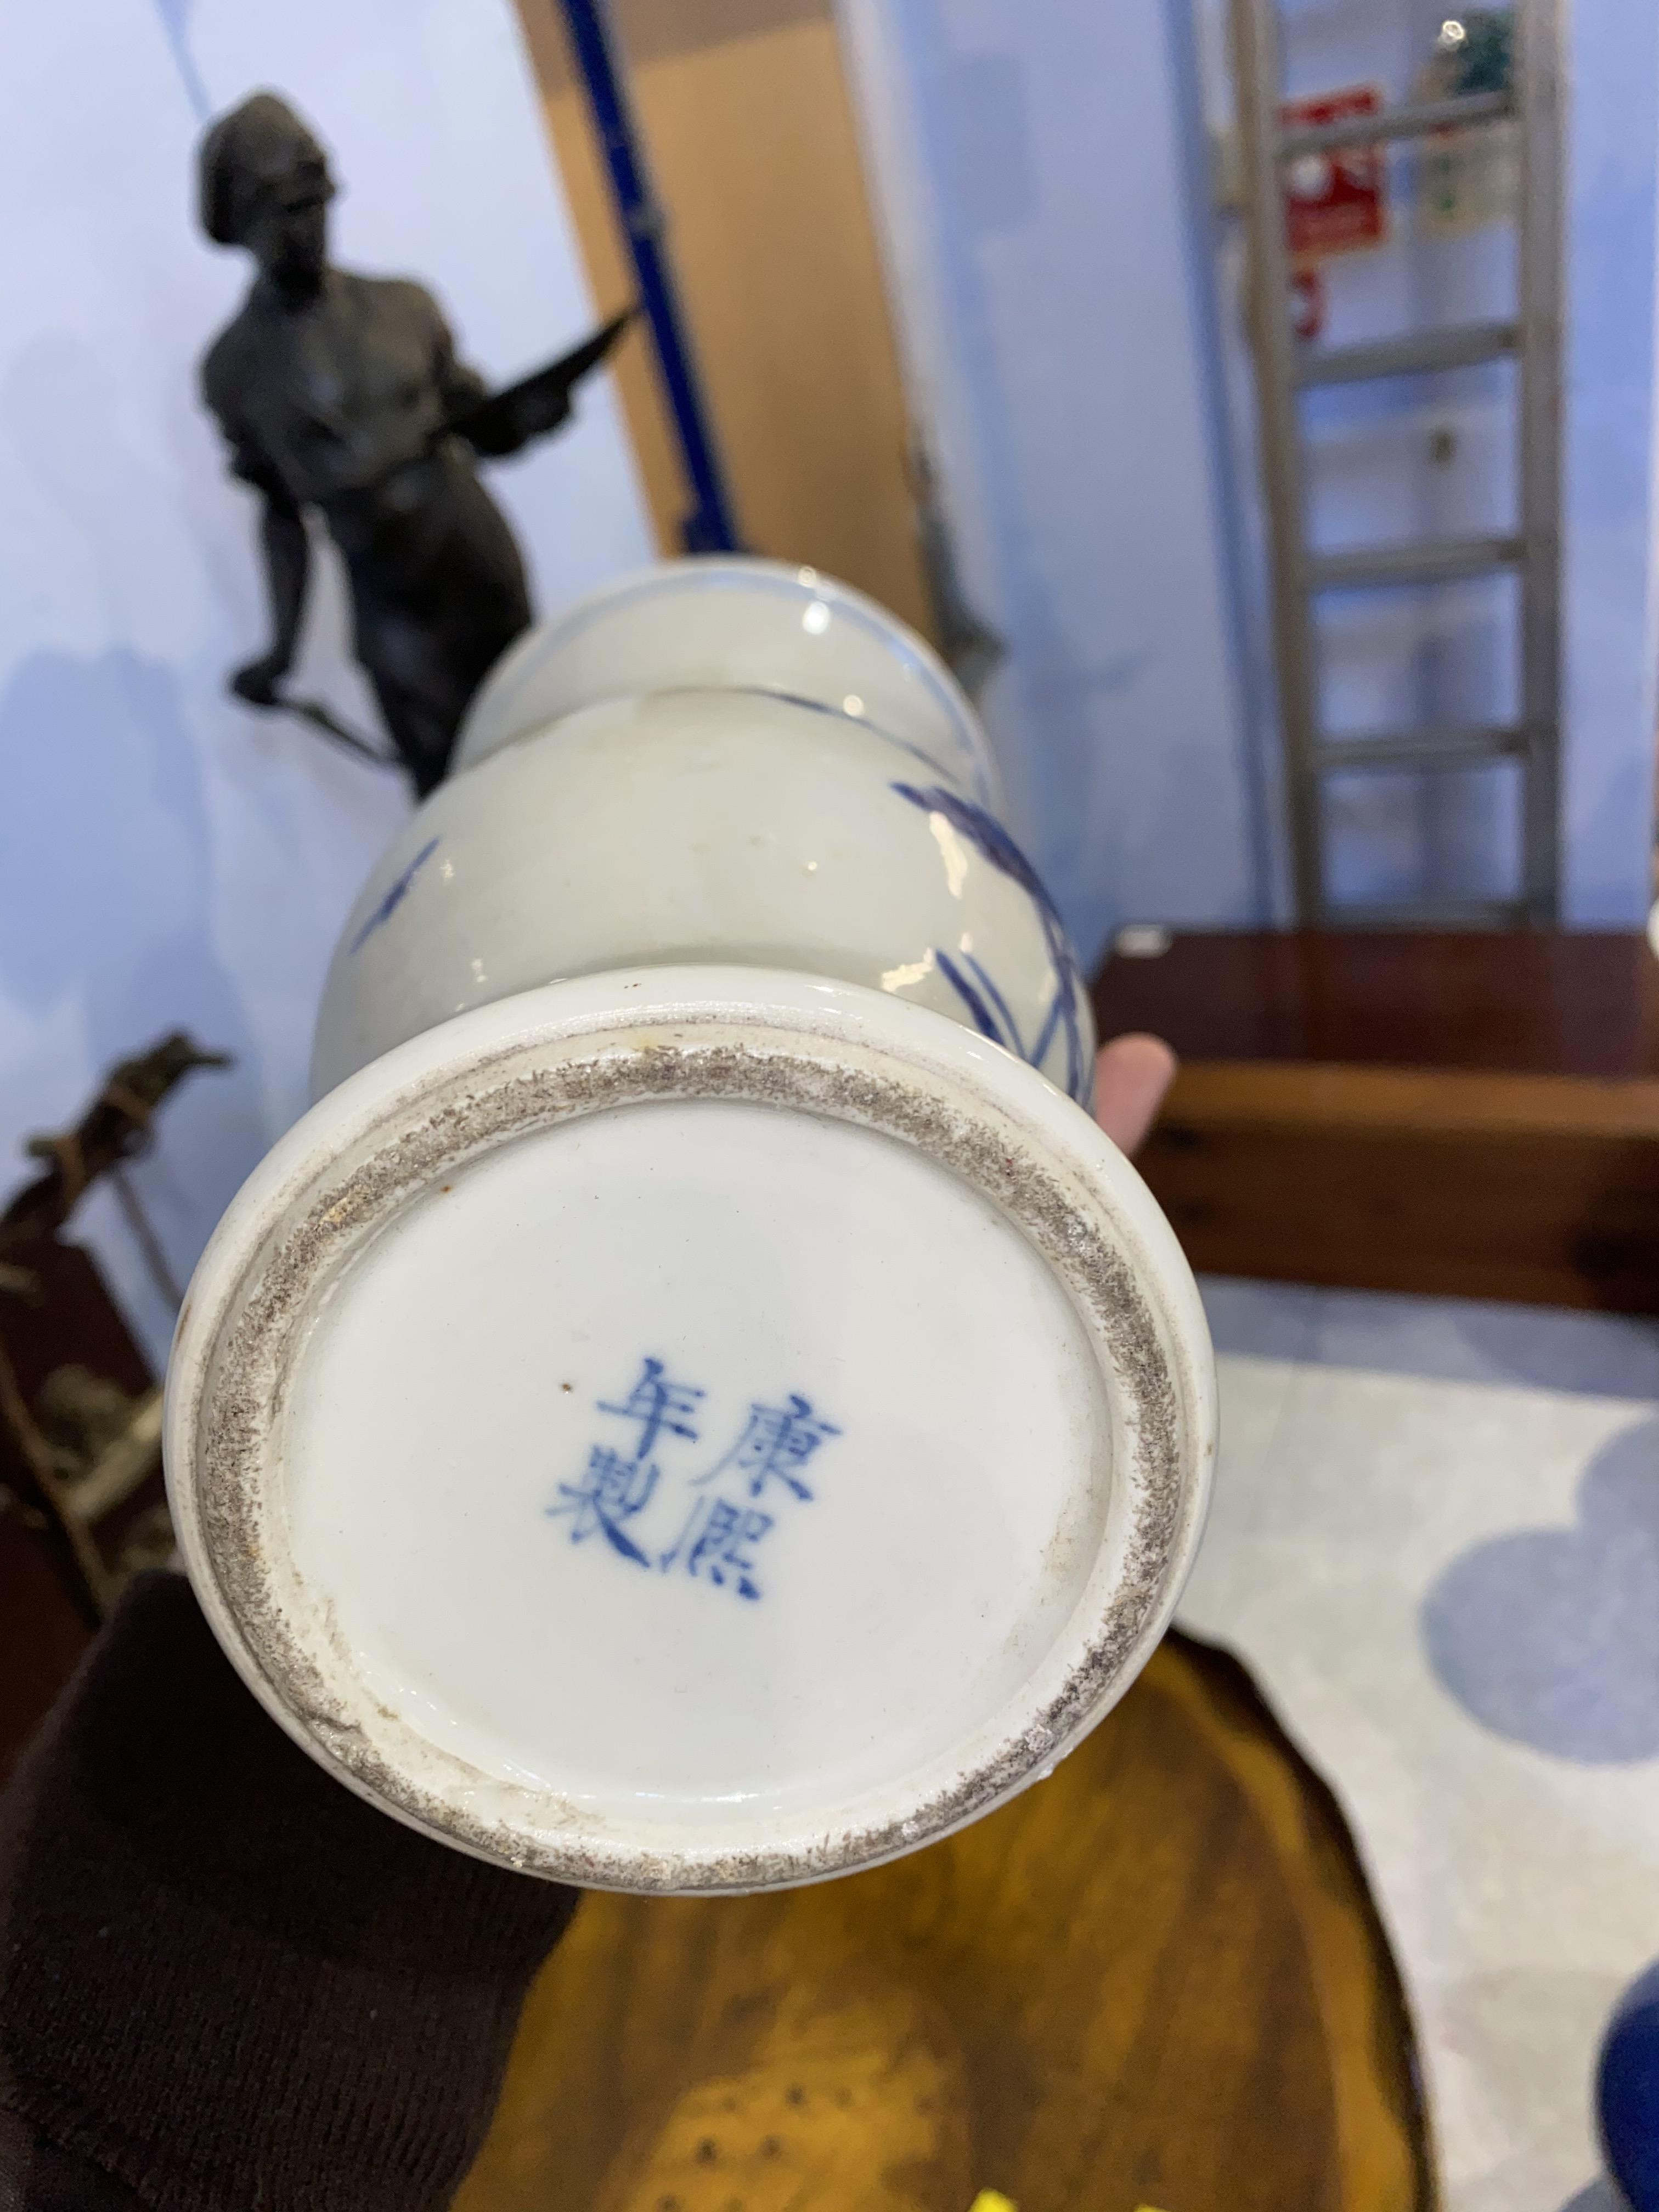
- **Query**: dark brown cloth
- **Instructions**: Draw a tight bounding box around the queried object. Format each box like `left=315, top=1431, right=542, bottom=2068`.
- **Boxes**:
left=0, top=1573, right=578, bottom=2211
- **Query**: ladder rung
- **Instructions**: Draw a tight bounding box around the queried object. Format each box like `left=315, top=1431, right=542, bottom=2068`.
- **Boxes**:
left=1278, top=91, right=1514, bottom=159
left=1323, top=898, right=1530, bottom=931
left=1296, top=321, right=1519, bottom=387
left=1312, top=724, right=1531, bottom=771
left=1306, top=534, right=1523, bottom=591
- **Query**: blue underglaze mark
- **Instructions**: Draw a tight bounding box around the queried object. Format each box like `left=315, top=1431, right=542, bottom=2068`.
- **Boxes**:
left=552, top=1442, right=661, bottom=1566
left=597, top=1354, right=703, bottom=1459
left=658, top=1494, right=774, bottom=1601
left=549, top=1357, right=840, bottom=1603
left=692, top=1391, right=840, bottom=1503
left=348, top=837, right=441, bottom=957
left=891, top=784, right=1088, bottom=1103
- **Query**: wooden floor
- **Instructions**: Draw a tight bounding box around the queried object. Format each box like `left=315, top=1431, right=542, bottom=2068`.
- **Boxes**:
left=458, top=1633, right=1432, bottom=2212
left=1093, top=931, right=1659, bottom=1311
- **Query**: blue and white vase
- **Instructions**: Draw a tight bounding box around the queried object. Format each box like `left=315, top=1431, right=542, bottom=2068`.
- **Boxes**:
left=166, top=558, right=1215, bottom=1894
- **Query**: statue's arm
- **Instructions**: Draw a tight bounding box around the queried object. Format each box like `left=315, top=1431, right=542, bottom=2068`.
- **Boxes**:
left=430, top=306, right=503, bottom=444
left=433, top=315, right=490, bottom=424
left=204, top=353, right=311, bottom=709
left=233, top=470, right=309, bottom=706
left=432, top=302, right=569, bottom=460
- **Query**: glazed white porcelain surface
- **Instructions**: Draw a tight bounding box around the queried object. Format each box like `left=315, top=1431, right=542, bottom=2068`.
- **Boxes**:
left=166, top=968, right=1216, bottom=1893
left=313, top=687, right=1093, bottom=1106
left=453, top=556, right=998, bottom=804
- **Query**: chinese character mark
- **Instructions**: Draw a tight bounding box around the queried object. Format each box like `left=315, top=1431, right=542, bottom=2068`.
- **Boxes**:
left=695, top=1394, right=841, bottom=1503
left=597, top=1355, right=703, bottom=1461
left=550, top=1362, right=840, bottom=1602
left=548, top=1443, right=661, bottom=1565
left=661, top=1496, right=775, bottom=1601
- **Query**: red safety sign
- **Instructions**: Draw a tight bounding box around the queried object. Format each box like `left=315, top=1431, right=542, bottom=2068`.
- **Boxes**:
left=1280, top=85, right=1389, bottom=266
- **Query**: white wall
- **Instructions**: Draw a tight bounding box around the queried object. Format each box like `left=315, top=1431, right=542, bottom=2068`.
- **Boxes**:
left=1560, top=0, right=1659, bottom=924
left=0, top=0, right=654, bottom=1367
left=838, top=0, right=1269, bottom=969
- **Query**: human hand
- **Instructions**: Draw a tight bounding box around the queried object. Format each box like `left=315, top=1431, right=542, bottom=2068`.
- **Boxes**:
left=230, top=653, right=290, bottom=709
left=1092, top=1032, right=1177, bottom=1156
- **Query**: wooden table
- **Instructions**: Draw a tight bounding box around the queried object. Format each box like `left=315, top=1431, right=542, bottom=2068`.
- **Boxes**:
left=459, top=1633, right=1432, bottom=2212
left=1093, top=930, right=1659, bottom=1311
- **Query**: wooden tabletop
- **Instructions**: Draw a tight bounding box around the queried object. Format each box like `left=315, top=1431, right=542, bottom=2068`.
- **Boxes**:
left=458, top=1632, right=1432, bottom=2212
left=1092, top=930, right=1659, bottom=1079
left=1091, top=930, right=1659, bottom=1311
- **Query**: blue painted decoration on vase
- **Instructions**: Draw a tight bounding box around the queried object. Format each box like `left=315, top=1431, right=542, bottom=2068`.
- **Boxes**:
left=348, top=837, right=441, bottom=956
left=890, top=783, right=1088, bottom=1104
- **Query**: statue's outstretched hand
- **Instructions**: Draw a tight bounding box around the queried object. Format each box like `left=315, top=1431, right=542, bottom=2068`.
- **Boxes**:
left=460, top=383, right=572, bottom=460
left=512, top=381, right=573, bottom=445
left=230, top=653, right=290, bottom=709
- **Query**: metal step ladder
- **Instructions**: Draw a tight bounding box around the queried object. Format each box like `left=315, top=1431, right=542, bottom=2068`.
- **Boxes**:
left=1228, top=0, right=1565, bottom=927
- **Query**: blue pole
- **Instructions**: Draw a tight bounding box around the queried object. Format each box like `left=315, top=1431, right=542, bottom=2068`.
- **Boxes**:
left=555, top=0, right=743, bottom=554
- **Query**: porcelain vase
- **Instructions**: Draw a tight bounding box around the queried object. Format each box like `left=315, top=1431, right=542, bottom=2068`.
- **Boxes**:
left=165, top=557, right=1216, bottom=1894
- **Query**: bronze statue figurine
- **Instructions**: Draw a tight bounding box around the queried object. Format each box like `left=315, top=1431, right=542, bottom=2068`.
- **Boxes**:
left=198, top=92, right=631, bottom=796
